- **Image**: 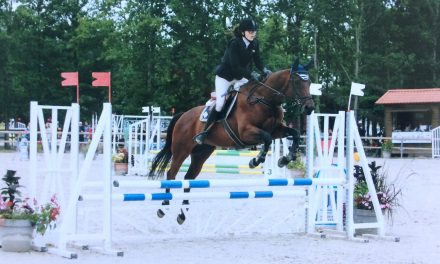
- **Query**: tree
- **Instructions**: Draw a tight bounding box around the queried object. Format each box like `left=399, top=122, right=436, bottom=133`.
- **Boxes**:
left=0, top=0, right=438, bottom=128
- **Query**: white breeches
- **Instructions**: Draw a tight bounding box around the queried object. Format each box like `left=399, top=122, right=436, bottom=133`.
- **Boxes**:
left=214, top=75, right=248, bottom=112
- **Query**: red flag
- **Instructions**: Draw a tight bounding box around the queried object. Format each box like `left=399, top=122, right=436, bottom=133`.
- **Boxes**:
left=61, top=72, right=78, bottom=86
left=92, top=72, right=111, bottom=87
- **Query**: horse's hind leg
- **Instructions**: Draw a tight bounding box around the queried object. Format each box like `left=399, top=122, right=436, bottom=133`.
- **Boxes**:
left=157, top=191, right=170, bottom=218
left=157, top=148, right=193, bottom=218
left=177, top=144, right=215, bottom=225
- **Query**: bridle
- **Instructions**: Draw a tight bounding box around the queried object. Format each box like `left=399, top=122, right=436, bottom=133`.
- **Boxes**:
left=248, top=70, right=313, bottom=108
left=289, top=72, right=313, bottom=107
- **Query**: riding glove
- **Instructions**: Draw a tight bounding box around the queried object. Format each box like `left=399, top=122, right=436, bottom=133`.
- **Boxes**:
left=263, top=68, right=272, bottom=76
left=250, top=71, right=261, bottom=81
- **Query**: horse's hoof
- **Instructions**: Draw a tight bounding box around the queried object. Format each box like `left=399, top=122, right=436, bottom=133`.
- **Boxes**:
left=157, top=209, right=165, bottom=218
left=278, top=157, right=288, bottom=167
left=290, top=154, right=297, bottom=162
left=249, top=158, right=257, bottom=169
left=177, top=209, right=186, bottom=225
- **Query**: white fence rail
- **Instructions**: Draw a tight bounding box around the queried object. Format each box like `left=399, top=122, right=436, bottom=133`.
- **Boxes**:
left=127, top=116, right=172, bottom=176
left=433, top=126, right=440, bottom=158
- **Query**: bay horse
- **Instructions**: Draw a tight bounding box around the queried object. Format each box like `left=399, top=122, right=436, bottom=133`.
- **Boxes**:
left=148, top=58, right=315, bottom=224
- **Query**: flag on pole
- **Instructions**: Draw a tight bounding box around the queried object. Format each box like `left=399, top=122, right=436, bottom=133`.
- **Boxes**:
left=350, top=82, right=365, bottom=96
left=92, top=72, right=112, bottom=102
left=348, top=82, right=366, bottom=111
left=61, top=72, right=78, bottom=86
left=310, top=83, right=322, bottom=95
left=61, top=72, right=79, bottom=103
left=92, top=72, right=111, bottom=87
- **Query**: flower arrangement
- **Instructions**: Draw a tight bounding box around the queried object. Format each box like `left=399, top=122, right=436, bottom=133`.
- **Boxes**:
left=353, top=161, right=402, bottom=218
left=0, top=170, right=60, bottom=235
left=112, top=152, right=127, bottom=163
left=112, top=144, right=128, bottom=163
left=287, top=158, right=306, bottom=172
left=381, top=139, right=393, bottom=152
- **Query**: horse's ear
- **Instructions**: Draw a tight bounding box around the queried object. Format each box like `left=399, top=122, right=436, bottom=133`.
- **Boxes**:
left=291, top=57, right=299, bottom=71
left=304, top=59, right=314, bottom=71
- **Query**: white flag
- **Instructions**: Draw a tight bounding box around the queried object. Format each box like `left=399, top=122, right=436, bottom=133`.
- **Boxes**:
left=350, top=82, right=365, bottom=96
left=310, top=83, right=322, bottom=95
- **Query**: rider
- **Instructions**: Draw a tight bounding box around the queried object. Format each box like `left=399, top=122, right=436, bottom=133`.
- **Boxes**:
left=194, top=18, right=272, bottom=144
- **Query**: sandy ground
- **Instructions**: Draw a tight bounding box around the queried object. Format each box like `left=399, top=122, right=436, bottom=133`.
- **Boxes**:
left=1, top=152, right=439, bottom=264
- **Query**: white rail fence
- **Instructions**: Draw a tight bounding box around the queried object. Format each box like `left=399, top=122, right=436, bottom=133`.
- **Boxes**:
left=433, top=126, right=440, bottom=158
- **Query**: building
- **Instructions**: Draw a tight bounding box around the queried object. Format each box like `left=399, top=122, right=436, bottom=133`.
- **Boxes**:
left=375, top=88, right=440, bottom=137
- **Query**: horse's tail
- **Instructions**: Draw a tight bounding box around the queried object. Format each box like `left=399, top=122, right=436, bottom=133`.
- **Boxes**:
left=148, top=112, right=183, bottom=179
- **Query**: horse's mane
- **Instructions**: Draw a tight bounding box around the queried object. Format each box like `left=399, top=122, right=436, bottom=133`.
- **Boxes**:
left=240, top=69, right=289, bottom=93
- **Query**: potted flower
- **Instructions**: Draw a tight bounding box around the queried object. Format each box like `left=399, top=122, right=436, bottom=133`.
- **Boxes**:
left=113, top=144, right=128, bottom=175
left=352, top=161, right=402, bottom=233
left=287, top=155, right=306, bottom=178
left=381, top=139, right=393, bottom=158
left=0, top=170, right=60, bottom=252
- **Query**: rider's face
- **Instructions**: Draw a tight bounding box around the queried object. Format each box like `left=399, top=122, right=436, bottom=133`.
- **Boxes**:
left=244, top=30, right=256, bottom=41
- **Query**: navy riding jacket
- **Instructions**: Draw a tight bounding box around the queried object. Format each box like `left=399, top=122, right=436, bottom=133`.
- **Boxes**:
left=215, top=37, right=265, bottom=81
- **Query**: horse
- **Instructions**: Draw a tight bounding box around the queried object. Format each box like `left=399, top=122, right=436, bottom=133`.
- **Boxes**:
left=148, top=58, right=315, bottom=224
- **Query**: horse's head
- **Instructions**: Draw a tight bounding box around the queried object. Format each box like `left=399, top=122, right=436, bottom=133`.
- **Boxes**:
left=248, top=58, right=315, bottom=114
left=289, top=57, right=315, bottom=115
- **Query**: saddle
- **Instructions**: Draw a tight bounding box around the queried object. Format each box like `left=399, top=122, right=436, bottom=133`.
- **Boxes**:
left=199, top=90, right=238, bottom=122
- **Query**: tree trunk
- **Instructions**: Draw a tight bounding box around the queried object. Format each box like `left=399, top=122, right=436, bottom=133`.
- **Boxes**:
left=353, top=1, right=364, bottom=119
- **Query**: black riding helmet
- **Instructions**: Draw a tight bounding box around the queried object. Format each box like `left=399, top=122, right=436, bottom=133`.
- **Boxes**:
left=239, top=18, right=258, bottom=32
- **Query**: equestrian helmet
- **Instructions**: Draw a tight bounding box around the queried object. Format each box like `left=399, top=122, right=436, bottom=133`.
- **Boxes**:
left=239, top=18, right=258, bottom=32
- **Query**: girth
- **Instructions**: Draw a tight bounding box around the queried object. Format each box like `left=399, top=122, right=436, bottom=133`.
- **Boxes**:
left=221, top=119, right=246, bottom=149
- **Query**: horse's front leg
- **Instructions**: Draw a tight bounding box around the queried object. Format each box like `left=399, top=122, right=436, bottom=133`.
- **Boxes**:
left=273, top=126, right=301, bottom=167
left=248, top=130, right=273, bottom=169
left=176, top=145, right=215, bottom=224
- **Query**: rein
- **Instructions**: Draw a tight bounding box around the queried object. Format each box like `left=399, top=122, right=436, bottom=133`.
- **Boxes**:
left=245, top=72, right=312, bottom=109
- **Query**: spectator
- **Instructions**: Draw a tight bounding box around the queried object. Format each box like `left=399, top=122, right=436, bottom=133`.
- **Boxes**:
left=79, top=121, right=85, bottom=143
left=84, top=121, right=90, bottom=141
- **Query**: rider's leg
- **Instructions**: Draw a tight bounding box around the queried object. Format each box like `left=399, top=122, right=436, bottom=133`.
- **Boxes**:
left=194, top=76, right=230, bottom=144
left=194, top=109, right=218, bottom=144
left=233, top=77, right=249, bottom=91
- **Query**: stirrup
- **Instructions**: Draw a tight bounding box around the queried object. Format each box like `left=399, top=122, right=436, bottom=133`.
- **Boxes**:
left=193, top=131, right=208, bottom=145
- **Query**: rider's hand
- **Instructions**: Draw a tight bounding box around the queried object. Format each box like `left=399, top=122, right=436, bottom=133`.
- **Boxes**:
left=263, top=68, right=272, bottom=76
left=251, top=71, right=261, bottom=81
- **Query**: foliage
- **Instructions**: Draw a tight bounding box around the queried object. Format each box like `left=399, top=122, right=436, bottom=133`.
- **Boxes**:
left=112, top=152, right=127, bottom=163
left=353, top=161, right=402, bottom=218
left=0, top=170, right=60, bottom=235
left=113, top=145, right=128, bottom=163
left=1, top=0, right=440, bottom=131
left=381, top=139, right=393, bottom=152
left=287, top=157, right=306, bottom=172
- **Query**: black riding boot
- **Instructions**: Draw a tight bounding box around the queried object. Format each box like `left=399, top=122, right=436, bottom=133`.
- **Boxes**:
left=194, top=110, right=218, bottom=144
